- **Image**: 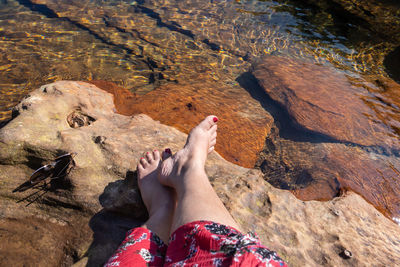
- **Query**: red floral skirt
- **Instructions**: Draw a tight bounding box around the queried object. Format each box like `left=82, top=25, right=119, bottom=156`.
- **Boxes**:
left=105, top=220, right=287, bottom=266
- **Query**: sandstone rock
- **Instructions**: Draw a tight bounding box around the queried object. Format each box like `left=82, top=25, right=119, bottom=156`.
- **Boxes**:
left=222, top=171, right=400, bottom=267
left=253, top=55, right=400, bottom=152
left=323, top=144, right=400, bottom=218
left=1, top=81, right=399, bottom=266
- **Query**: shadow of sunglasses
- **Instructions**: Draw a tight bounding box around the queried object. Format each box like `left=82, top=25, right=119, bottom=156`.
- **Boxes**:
left=12, top=152, right=76, bottom=193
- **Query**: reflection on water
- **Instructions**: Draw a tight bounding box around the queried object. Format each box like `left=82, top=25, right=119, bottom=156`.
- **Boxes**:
left=0, top=0, right=399, bottom=220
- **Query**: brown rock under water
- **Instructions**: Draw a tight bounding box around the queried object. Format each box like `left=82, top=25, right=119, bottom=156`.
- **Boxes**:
left=89, top=79, right=274, bottom=168
left=253, top=56, right=400, bottom=219
left=290, top=143, right=400, bottom=219
left=253, top=55, right=400, bottom=151
left=326, top=145, right=400, bottom=218
left=360, top=75, right=400, bottom=139
left=257, top=130, right=400, bottom=219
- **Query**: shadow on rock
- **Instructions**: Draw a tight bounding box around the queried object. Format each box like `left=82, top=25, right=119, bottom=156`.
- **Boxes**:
left=236, top=71, right=338, bottom=143
left=86, top=170, right=148, bottom=266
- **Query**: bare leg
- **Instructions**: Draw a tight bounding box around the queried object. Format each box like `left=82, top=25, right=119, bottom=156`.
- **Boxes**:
left=137, top=149, right=175, bottom=243
left=159, top=116, right=240, bottom=234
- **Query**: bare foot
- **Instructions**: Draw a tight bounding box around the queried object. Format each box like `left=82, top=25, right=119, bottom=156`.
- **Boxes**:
left=137, top=149, right=175, bottom=243
left=158, top=116, right=240, bottom=232
left=158, top=115, right=217, bottom=189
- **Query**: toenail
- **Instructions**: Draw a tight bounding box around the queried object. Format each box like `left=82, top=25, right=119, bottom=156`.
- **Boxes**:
left=213, top=117, right=218, bottom=123
left=146, top=152, right=149, bottom=154
left=165, top=148, right=171, bottom=154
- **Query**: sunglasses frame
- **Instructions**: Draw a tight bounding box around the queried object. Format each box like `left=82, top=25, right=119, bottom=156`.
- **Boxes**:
left=13, top=152, right=77, bottom=205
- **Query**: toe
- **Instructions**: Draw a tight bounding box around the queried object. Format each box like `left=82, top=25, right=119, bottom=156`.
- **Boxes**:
left=210, top=138, right=216, bottom=147
left=200, top=115, right=218, bottom=130
left=146, top=151, right=154, bottom=162
left=209, top=124, right=217, bottom=135
left=140, top=157, right=149, bottom=167
left=162, top=148, right=172, bottom=160
left=137, top=163, right=145, bottom=173
left=153, top=149, right=160, bottom=161
left=208, top=146, right=215, bottom=153
left=211, top=131, right=217, bottom=140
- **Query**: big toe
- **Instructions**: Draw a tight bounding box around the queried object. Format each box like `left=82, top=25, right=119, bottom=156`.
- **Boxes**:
left=159, top=148, right=175, bottom=187
left=162, top=148, right=172, bottom=160
left=198, top=115, right=218, bottom=131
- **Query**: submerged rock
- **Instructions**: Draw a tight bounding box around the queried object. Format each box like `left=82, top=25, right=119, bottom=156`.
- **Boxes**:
left=253, top=55, right=400, bottom=151
left=257, top=133, right=400, bottom=219
left=253, top=55, right=400, bottom=219
left=0, top=81, right=399, bottom=266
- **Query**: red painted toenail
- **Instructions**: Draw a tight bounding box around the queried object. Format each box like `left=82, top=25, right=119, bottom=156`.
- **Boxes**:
left=213, top=117, right=218, bottom=123
left=146, top=152, right=149, bottom=154
left=165, top=148, right=171, bottom=154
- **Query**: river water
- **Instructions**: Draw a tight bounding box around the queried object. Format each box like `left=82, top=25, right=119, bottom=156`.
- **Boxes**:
left=0, top=0, right=399, bottom=222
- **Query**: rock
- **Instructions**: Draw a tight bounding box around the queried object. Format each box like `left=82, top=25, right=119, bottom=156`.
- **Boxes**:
left=252, top=55, right=400, bottom=219
left=361, top=75, right=400, bottom=139
left=1, top=81, right=400, bottom=266
left=221, top=172, right=400, bottom=266
left=257, top=128, right=400, bottom=219
left=324, top=144, right=400, bottom=217
left=253, top=55, right=400, bottom=151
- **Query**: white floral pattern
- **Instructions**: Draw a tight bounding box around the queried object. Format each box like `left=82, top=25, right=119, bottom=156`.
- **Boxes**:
left=139, top=248, right=153, bottom=262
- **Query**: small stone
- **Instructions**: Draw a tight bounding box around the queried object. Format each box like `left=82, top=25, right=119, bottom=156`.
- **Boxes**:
left=331, top=208, right=341, bottom=216
left=94, top=136, right=106, bottom=144
left=339, top=249, right=353, bottom=259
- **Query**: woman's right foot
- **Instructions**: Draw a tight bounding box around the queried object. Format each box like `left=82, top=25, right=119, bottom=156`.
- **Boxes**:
left=159, top=116, right=241, bottom=232
left=158, top=115, right=218, bottom=188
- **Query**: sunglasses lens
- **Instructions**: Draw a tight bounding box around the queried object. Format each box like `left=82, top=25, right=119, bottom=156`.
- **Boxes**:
left=30, top=164, right=53, bottom=183
left=55, top=153, right=71, bottom=162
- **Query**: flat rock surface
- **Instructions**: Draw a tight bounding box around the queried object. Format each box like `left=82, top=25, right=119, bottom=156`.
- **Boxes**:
left=0, top=81, right=399, bottom=266
left=253, top=55, right=400, bottom=151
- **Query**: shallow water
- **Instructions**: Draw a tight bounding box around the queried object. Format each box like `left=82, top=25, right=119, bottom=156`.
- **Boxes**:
left=0, top=0, right=399, bottom=220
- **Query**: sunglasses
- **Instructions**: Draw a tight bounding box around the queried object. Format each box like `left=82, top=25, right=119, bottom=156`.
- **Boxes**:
left=13, top=152, right=76, bottom=193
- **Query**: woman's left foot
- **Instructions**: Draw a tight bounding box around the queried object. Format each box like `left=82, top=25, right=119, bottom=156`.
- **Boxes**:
left=137, top=149, right=175, bottom=243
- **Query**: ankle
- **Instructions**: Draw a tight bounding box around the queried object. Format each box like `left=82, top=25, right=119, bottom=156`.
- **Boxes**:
left=148, top=197, right=174, bottom=216
left=175, top=172, right=211, bottom=197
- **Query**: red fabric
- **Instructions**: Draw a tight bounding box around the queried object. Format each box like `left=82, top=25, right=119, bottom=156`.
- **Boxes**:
left=105, top=221, right=287, bottom=267
left=104, top=227, right=167, bottom=266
